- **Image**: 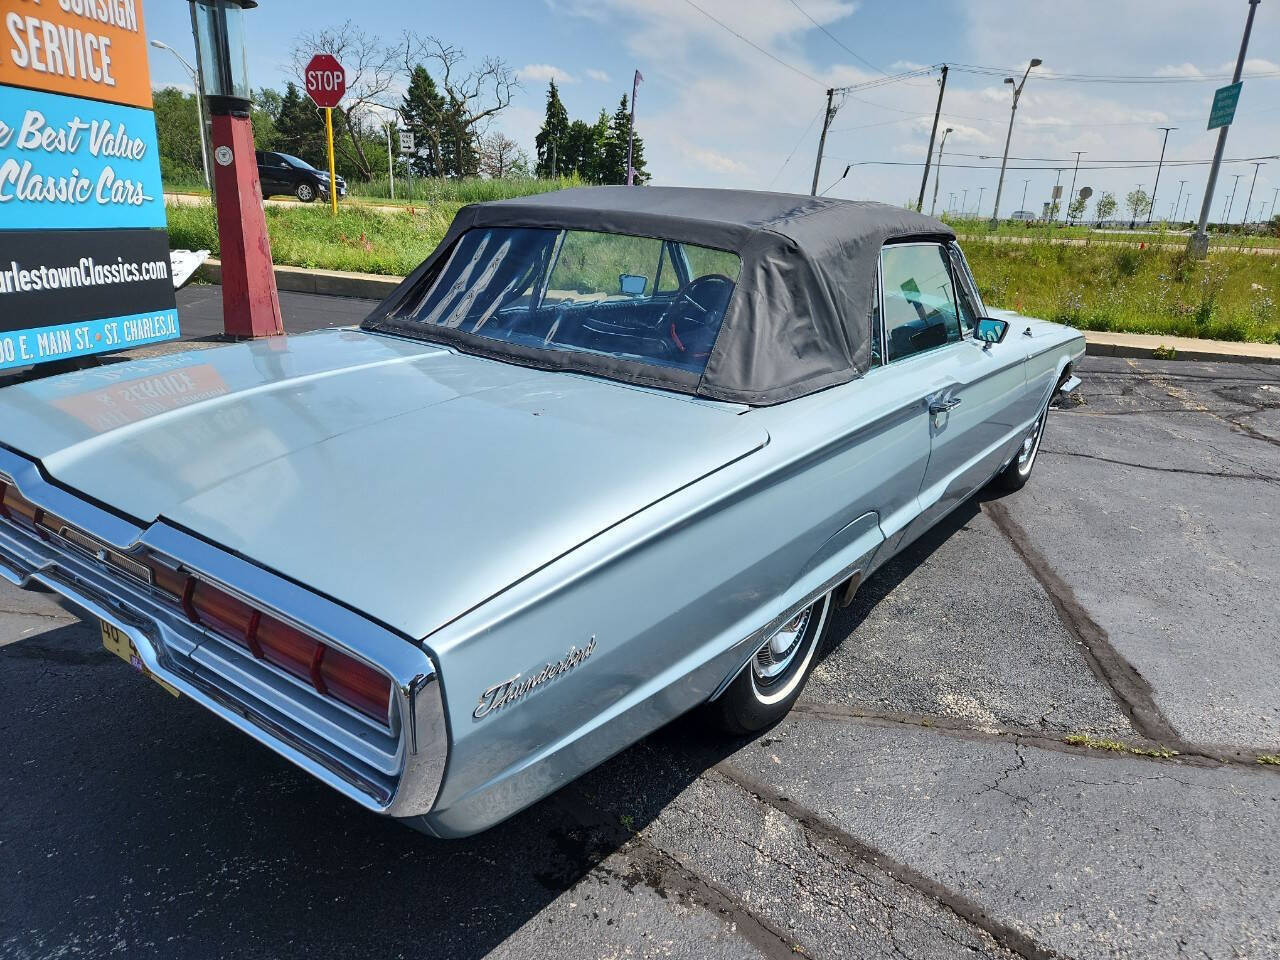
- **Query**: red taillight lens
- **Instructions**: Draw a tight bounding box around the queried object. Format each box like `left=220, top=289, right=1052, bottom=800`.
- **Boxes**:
left=256, top=613, right=322, bottom=683
left=320, top=647, right=393, bottom=722
left=190, top=580, right=257, bottom=641
left=179, top=577, right=393, bottom=726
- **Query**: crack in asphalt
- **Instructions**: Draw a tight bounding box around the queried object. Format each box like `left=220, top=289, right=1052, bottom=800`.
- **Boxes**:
left=1039, top=448, right=1280, bottom=484
left=712, top=762, right=1069, bottom=960
left=979, top=745, right=1032, bottom=809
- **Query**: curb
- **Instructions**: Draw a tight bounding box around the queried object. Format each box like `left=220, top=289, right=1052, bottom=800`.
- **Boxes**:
left=193, top=260, right=1279, bottom=367
left=197, top=258, right=402, bottom=300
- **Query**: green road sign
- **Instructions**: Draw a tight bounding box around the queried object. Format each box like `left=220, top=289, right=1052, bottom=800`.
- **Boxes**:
left=1208, top=82, right=1242, bottom=130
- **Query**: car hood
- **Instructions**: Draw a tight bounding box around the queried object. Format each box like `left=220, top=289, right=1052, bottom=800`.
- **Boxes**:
left=0, top=329, right=767, bottom=638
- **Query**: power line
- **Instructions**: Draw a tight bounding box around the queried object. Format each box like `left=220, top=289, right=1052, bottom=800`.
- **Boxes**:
left=785, top=0, right=885, bottom=75
left=822, top=154, right=1280, bottom=172
left=770, top=104, right=825, bottom=187
left=680, top=0, right=823, bottom=86
left=947, top=62, right=1280, bottom=84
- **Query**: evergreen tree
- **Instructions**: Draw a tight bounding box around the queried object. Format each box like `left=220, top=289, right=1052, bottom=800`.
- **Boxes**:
left=440, top=96, right=480, bottom=178
left=400, top=65, right=447, bottom=177
left=534, top=80, right=570, bottom=177
left=601, top=96, right=647, bottom=184
left=274, top=82, right=326, bottom=167
left=583, top=109, right=610, bottom=183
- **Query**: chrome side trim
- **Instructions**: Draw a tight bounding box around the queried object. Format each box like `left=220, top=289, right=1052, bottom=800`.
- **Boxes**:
left=0, top=447, right=446, bottom=818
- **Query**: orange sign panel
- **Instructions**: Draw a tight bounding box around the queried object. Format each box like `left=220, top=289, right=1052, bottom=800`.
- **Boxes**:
left=1, top=0, right=154, bottom=109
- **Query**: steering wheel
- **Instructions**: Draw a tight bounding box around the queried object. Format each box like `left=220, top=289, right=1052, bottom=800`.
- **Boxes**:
left=662, top=274, right=734, bottom=355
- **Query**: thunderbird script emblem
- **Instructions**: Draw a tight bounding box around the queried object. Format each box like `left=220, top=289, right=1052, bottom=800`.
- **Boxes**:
left=473, top=637, right=596, bottom=720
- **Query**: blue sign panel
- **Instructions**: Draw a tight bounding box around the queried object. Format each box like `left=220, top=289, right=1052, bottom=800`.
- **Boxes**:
left=0, top=309, right=180, bottom=371
left=0, top=85, right=166, bottom=231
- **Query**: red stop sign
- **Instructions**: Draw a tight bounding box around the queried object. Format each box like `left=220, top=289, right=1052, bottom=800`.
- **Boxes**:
left=305, top=54, right=346, bottom=109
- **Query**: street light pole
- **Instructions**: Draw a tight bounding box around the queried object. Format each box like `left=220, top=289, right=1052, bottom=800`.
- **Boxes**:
left=1020, top=178, right=1030, bottom=213
left=1189, top=0, right=1261, bottom=257
left=1225, top=172, right=1243, bottom=222
left=1148, top=126, right=1176, bottom=225
left=1172, top=179, right=1188, bottom=223
left=977, top=186, right=986, bottom=218
left=1065, top=151, right=1084, bottom=223
left=990, top=57, right=1042, bottom=228
left=151, top=39, right=212, bottom=191
left=1243, top=161, right=1264, bottom=224
left=961, top=187, right=969, bottom=215
left=929, top=127, right=954, bottom=216
left=384, top=123, right=396, bottom=200
left=917, top=65, right=949, bottom=211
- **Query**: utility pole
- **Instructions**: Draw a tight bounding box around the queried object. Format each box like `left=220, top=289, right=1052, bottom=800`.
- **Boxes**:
left=1190, top=0, right=1261, bottom=257
left=1243, top=161, right=1264, bottom=224
left=1225, top=172, right=1243, bottom=222
left=1148, top=127, right=1176, bottom=225
left=1271, top=187, right=1280, bottom=222
left=1020, top=178, right=1030, bottom=213
left=991, top=57, right=1042, bottom=227
left=626, top=70, right=643, bottom=185
left=929, top=127, right=954, bottom=216
left=811, top=88, right=837, bottom=196
left=1065, top=151, right=1084, bottom=223
left=1172, top=179, right=1188, bottom=223
left=917, top=65, right=949, bottom=211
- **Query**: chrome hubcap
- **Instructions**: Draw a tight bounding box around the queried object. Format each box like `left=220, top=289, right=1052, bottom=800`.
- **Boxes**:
left=1017, top=406, right=1047, bottom=473
left=753, top=607, right=813, bottom=681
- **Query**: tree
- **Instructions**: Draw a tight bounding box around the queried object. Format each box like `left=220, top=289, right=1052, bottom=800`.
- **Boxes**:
left=400, top=65, right=448, bottom=177
left=251, top=87, right=281, bottom=151
left=1068, top=195, right=1088, bottom=223
left=535, top=80, right=570, bottom=177
left=291, top=21, right=398, bottom=180
left=403, top=33, right=517, bottom=178
left=600, top=95, right=648, bottom=184
left=151, top=87, right=203, bottom=181
left=273, top=81, right=326, bottom=168
left=479, top=132, right=530, bottom=179
left=1125, top=188, right=1151, bottom=225
left=1095, top=191, right=1117, bottom=223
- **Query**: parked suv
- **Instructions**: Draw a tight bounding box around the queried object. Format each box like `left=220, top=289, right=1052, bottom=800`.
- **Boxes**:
left=255, top=151, right=347, bottom=203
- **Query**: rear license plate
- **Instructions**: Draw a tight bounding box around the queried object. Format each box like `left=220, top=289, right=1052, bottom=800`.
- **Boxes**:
left=100, top=620, right=180, bottom=698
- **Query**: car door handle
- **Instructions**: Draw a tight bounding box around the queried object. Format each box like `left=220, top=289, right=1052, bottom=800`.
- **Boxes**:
left=928, top=397, right=962, bottom=414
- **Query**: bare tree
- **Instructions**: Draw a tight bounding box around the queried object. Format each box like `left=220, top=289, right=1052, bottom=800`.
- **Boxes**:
left=291, top=21, right=398, bottom=179
left=479, top=132, right=529, bottom=179
left=403, top=33, right=518, bottom=139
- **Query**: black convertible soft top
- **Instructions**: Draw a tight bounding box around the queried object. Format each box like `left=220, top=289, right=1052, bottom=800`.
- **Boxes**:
left=362, top=186, right=954, bottom=405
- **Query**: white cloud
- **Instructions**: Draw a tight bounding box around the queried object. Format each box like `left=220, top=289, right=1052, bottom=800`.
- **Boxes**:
left=585, top=68, right=611, bottom=83
left=519, top=63, right=576, bottom=85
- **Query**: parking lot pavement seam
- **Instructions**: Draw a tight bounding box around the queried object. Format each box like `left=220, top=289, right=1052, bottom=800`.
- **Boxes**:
left=710, top=762, right=1068, bottom=960
left=980, top=500, right=1178, bottom=743
left=1038, top=448, right=1280, bottom=485
left=551, top=788, right=806, bottom=959
left=788, top=701, right=1280, bottom=774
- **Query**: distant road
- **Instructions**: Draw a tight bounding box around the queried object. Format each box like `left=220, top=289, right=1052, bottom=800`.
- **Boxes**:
left=956, top=232, right=1280, bottom=256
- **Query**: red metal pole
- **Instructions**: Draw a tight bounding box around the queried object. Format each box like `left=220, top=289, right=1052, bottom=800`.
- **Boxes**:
left=210, top=112, right=283, bottom=338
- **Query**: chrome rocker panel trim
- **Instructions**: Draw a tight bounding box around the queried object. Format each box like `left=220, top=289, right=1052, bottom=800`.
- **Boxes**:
left=0, top=448, right=446, bottom=819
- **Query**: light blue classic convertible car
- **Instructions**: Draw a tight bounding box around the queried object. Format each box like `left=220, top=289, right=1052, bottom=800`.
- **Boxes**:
left=0, top=187, right=1082, bottom=836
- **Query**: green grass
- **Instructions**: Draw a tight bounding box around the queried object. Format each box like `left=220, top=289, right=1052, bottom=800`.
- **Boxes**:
left=346, top=175, right=581, bottom=205
left=1064, top=733, right=1178, bottom=759
left=946, top=216, right=1280, bottom=250
left=964, top=238, right=1280, bottom=344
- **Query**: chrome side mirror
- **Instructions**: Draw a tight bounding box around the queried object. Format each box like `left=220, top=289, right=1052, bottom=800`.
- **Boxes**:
left=975, top=317, right=1009, bottom=344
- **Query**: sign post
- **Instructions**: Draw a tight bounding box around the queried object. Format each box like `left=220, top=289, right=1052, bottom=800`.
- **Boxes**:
left=0, top=2, right=179, bottom=372
left=304, top=55, right=346, bottom=216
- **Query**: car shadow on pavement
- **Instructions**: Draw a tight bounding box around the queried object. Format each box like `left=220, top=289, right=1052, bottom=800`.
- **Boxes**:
left=0, top=501, right=992, bottom=959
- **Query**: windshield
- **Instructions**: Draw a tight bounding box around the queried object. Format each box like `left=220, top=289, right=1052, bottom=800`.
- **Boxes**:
left=393, top=227, right=741, bottom=375
left=278, top=153, right=316, bottom=170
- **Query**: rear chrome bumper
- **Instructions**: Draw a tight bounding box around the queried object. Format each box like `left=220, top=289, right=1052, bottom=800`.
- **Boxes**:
left=0, top=448, right=446, bottom=818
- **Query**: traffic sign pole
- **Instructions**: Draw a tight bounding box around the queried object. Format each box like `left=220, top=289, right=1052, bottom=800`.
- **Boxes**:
left=1189, top=0, right=1260, bottom=258
left=325, top=107, right=338, bottom=216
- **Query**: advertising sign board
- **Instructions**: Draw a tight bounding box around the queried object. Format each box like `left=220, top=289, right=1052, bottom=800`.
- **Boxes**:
left=0, top=0, right=178, bottom=371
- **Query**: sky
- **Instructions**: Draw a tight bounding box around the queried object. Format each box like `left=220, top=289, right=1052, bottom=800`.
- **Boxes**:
left=142, top=0, right=1280, bottom=221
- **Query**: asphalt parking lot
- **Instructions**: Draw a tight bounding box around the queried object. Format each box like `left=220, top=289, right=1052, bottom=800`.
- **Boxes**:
left=1, top=306, right=1278, bottom=958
